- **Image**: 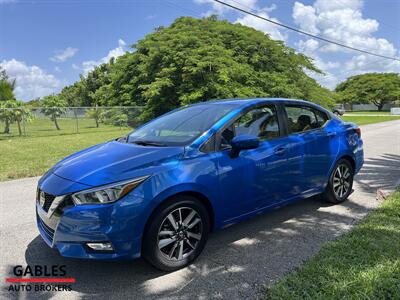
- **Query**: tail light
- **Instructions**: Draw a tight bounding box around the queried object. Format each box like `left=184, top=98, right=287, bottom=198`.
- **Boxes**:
left=354, top=127, right=361, bottom=138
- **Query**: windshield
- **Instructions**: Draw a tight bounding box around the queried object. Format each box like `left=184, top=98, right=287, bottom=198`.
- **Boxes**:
left=128, top=103, right=238, bottom=146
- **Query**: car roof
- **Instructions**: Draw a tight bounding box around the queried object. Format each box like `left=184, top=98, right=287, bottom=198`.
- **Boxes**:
left=191, top=98, right=318, bottom=107
left=189, top=98, right=334, bottom=118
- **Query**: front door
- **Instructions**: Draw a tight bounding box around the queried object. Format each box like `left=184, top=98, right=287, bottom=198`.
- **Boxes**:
left=215, top=104, right=298, bottom=222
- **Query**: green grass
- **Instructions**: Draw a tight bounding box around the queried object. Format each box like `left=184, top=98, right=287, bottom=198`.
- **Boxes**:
left=265, top=191, right=400, bottom=300
left=0, top=117, right=129, bottom=140
left=342, top=115, right=400, bottom=125
left=344, top=111, right=392, bottom=115
left=0, top=117, right=132, bottom=181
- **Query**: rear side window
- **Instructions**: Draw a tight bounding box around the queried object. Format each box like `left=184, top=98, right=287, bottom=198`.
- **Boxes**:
left=285, top=105, right=329, bottom=133
left=313, top=109, right=329, bottom=127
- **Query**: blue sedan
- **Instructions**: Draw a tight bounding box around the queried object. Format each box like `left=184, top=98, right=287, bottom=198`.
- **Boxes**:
left=36, top=98, right=363, bottom=271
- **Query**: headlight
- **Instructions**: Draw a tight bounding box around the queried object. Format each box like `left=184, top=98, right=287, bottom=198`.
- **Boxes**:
left=71, top=176, right=149, bottom=205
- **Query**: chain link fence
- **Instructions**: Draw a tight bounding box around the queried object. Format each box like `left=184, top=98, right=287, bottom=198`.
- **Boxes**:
left=0, top=106, right=145, bottom=139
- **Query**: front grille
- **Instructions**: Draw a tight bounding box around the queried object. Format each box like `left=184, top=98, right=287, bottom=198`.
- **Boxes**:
left=38, top=189, right=55, bottom=212
left=38, top=215, right=55, bottom=243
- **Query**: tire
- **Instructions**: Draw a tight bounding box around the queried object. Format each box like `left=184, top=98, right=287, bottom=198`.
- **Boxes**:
left=323, top=159, right=354, bottom=204
left=142, top=195, right=210, bottom=271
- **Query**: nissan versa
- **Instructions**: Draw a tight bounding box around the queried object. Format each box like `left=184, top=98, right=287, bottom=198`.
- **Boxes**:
left=36, top=98, right=363, bottom=271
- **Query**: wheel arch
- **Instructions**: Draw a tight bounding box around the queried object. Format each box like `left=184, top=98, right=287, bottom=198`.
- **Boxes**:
left=325, top=152, right=356, bottom=189
left=338, top=154, right=356, bottom=171
left=142, top=187, right=216, bottom=240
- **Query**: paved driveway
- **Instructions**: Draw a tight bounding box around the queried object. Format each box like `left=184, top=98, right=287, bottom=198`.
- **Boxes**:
left=1, top=120, right=399, bottom=299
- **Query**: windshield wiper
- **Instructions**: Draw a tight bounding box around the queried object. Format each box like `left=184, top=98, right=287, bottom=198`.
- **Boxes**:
left=131, top=140, right=167, bottom=147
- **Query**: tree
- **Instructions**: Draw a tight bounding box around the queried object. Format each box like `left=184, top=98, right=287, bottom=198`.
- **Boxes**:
left=336, top=73, right=400, bottom=111
left=102, top=109, right=128, bottom=129
left=13, top=101, right=33, bottom=136
left=103, top=17, right=334, bottom=121
left=0, top=67, right=17, bottom=133
left=53, top=16, right=335, bottom=121
left=26, top=98, right=42, bottom=108
left=0, top=66, right=16, bottom=101
left=0, top=80, right=15, bottom=102
left=0, top=100, right=16, bottom=134
left=85, top=106, right=103, bottom=128
left=41, top=95, right=66, bottom=130
left=58, top=63, right=113, bottom=107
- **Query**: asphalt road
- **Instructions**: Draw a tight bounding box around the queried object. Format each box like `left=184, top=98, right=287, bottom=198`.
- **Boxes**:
left=1, top=120, right=399, bottom=300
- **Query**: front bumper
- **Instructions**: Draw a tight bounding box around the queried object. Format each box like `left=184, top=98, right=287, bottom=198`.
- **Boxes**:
left=35, top=172, right=147, bottom=260
left=36, top=201, right=142, bottom=260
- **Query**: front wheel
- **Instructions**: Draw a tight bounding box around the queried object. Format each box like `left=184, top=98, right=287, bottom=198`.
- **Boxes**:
left=323, top=159, right=354, bottom=204
left=142, top=196, right=210, bottom=271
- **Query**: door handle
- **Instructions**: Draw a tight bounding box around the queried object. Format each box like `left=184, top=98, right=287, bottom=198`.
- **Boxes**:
left=274, top=147, right=286, bottom=156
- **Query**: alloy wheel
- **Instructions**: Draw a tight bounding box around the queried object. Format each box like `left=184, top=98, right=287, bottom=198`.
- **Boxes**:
left=333, top=164, right=351, bottom=199
left=157, top=207, right=203, bottom=261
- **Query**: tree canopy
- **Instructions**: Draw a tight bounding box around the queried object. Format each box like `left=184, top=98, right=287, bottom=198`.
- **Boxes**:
left=0, top=66, right=16, bottom=102
left=41, top=95, right=67, bottom=130
left=57, top=16, right=335, bottom=121
left=0, top=66, right=19, bottom=134
left=335, top=73, right=400, bottom=110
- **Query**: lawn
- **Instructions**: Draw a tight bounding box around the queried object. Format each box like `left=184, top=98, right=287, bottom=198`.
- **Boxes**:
left=344, top=111, right=392, bottom=115
left=0, top=123, right=130, bottom=181
left=0, top=117, right=129, bottom=140
left=265, top=191, right=400, bottom=300
left=342, top=115, right=400, bottom=125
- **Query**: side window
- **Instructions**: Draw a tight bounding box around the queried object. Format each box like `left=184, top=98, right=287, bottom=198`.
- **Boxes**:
left=313, top=109, right=329, bottom=128
left=285, top=105, right=329, bottom=133
left=219, top=105, right=279, bottom=149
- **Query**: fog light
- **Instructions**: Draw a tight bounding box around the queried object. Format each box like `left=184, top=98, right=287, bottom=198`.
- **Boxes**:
left=86, top=242, right=113, bottom=251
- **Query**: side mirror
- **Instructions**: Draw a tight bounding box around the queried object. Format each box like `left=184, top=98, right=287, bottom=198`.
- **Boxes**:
left=230, top=134, right=259, bottom=158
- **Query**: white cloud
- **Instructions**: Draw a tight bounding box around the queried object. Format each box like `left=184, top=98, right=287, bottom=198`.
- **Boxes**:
left=236, top=10, right=287, bottom=41
left=308, top=70, right=339, bottom=90
left=345, top=54, right=400, bottom=74
left=292, top=0, right=396, bottom=56
left=297, top=39, right=340, bottom=70
left=194, top=0, right=286, bottom=41
left=0, top=59, right=62, bottom=101
left=296, top=39, right=340, bottom=89
left=76, top=39, right=128, bottom=74
left=50, top=47, right=78, bottom=63
left=0, top=0, right=17, bottom=3
left=314, top=0, right=363, bottom=12
left=292, top=0, right=399, bottom=88
left=292, top=2, right=319, bottom=34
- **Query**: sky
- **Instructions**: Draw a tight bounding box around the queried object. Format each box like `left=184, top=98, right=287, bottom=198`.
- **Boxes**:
left=1, top=0, right=399, bottom=101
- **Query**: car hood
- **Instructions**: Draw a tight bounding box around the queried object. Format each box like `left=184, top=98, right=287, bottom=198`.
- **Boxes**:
left=50, top=141, right=184, bottom=186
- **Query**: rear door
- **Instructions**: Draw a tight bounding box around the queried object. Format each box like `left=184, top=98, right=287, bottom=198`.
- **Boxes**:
left=283, top=104, right=336, bottom=194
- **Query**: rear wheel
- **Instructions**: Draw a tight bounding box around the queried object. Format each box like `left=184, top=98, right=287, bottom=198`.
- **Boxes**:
left=142, top=196, right=210, bottom=271
left=323, top=159, right=354, bottom=204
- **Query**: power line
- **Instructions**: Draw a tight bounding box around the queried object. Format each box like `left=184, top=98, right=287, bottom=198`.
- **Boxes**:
left=212, top=0, right=400, bottom=62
